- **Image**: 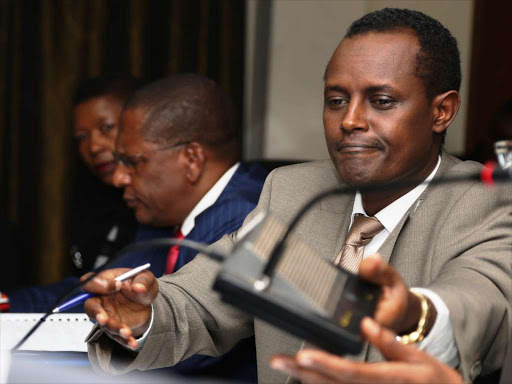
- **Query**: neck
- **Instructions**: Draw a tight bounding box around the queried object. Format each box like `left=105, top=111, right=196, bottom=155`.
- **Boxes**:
left=188, top=159, right=236, bottom=208
left=361, top=152, right=441, bottom=216
left=361, top=187, right=414, bottom=216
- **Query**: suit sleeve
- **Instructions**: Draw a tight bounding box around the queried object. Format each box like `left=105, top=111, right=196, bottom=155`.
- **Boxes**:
left=427, top=182, right=512, bottom=381
left=87, top=169, right=276, bottom=374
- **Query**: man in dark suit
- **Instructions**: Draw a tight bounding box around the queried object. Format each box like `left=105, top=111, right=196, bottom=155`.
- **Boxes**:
left=98, top=74, right=266, bottom=382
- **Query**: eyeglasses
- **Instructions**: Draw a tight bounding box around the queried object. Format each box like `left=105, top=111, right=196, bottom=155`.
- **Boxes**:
left=113, top=141, right=189, bottom=172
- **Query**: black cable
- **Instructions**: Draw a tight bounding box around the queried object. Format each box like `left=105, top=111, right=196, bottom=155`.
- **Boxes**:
left=11, top=237, right=226, bottom=352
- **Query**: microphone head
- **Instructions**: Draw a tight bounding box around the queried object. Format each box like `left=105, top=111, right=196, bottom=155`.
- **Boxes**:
left=214, top=214, right=380, bottom=355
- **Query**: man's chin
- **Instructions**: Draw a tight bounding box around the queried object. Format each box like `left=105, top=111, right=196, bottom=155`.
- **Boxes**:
left=336, top=164, right=375, bottom=186
left=134, top=210, right=153, bottom=226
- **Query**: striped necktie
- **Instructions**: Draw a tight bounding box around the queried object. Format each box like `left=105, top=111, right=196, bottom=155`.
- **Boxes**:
left=334, top=214, right=384, bottom=273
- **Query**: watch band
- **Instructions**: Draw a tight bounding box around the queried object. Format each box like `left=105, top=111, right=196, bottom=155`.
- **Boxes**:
left=396, top=289, right=430, bottom=344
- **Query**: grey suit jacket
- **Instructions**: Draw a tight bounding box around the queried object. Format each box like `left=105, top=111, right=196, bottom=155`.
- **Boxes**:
left=88, top=152, right=512, bottom=383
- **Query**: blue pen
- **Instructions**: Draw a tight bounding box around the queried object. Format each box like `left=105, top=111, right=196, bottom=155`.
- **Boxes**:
left=52, top=263, right=151, bottom=313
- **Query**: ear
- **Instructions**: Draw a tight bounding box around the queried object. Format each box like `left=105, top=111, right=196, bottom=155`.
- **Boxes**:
left=181, top=142, right=205, bottom=184
left=431, top=90, right=461, bottom=135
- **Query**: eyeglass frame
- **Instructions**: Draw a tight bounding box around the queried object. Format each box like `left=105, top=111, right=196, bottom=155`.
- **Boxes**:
left=113, top=141, right=190, bottom=172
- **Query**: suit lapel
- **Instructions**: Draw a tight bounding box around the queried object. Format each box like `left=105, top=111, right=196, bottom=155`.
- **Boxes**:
left=377, top=207, right=412, bottom=265
left=319, top=192, right=355, bottom=263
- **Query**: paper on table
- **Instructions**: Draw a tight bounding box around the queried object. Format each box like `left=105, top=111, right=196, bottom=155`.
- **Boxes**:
left=0, top=313, right=94, bottom=352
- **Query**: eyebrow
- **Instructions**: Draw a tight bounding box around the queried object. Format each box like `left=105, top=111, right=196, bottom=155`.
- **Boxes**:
left=324, top=85, right=346, bottom=93
left=365, top=85, right=395, bottom=93
left=324, top=84, right=396, bottom=94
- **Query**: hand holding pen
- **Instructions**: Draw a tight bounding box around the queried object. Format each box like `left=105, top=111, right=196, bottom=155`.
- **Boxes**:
left=80, top=264, right=159, bottom=349
left=53, top=263, right=152, bottom=313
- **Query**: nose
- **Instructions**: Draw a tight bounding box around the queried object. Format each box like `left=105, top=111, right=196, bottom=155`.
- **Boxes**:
left=88, top=130, right=104, bottom=155
left=341, top=99, right=368, bottom=132
left=112, top=163, right=131, bottom=188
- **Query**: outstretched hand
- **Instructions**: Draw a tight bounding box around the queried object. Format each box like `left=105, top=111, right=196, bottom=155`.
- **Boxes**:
left=358, top=254, right=435, bottom=334
left=271, top=317, right=463, bottom=384
left=81, top=268, right=158, bottom=349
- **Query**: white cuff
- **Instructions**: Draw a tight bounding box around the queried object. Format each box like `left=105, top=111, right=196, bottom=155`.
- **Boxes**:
left=412, top=288, right=460, bottom=367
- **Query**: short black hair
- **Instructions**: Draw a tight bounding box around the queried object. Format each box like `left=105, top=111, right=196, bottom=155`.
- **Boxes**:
left=125, top=74, right=239, bottom=155
left=73, top=74, right=142, bottom=107
left=345, top=8, right=461, bottom=100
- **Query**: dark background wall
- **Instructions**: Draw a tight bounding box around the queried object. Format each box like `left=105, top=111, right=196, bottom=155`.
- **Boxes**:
left=465, top=0, right=512, bottom=156
left=0, top=0, right=245, bottom=286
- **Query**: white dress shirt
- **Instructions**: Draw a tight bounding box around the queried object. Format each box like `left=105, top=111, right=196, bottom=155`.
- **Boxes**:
left=351, top=156, right=459, bottom=367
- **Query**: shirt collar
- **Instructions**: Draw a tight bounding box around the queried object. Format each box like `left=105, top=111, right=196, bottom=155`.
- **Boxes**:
left=180, top=162, right=240, bottom=236
left=352, top=155, right=441, bottom=233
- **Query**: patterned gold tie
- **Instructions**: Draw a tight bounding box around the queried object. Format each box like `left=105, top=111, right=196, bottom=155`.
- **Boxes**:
left=334, top=214, right=384, bottom=273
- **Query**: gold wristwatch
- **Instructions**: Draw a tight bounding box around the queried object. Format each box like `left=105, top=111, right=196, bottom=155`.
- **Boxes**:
left=396, top=289, right=430, bottom=344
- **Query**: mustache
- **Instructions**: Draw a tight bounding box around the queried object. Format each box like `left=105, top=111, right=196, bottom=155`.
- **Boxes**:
left=335, top=139, right=385, bottom=151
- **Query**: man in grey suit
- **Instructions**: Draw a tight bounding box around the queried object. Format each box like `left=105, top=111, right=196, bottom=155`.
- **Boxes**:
left=83, top=8, right=511, bottom=383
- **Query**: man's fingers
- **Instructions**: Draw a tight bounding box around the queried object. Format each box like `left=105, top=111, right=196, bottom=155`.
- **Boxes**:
left=358, top=254, right=398, bottom=287
left=126, top=271, right=159, bottom=304
left=295, top=349, right=424, bottom=384
left=105, top=332, right=139, bottom=350
left=84, top=297, right=109, bottom=324
left=295, top=350, right=370, bottom=383
left=119, top=280, right=156, bottom=307
left=81, top=268, right=132, bottom=294
left=104, top=316, right=132, bottom=338
left=271, top=355, right=338, bottom=384
left=79, top=272, right=94, bottom=282
left=131, top=270, right=155, bottom=288
left=361, top=317, right=421, bottom=362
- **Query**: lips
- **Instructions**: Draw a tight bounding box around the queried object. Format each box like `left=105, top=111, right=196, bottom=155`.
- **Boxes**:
left=94, top=160, right=116, bottom=175
left=335, top=141, right=384, bottom=153
left=125, top=199, right=138, bottom=208
left=123, top=190, right=140, bottom=209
